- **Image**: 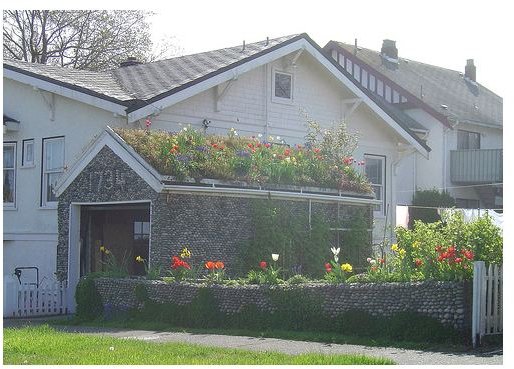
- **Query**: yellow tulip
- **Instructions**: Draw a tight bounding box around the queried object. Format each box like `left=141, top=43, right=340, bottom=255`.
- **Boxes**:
left=341, top=263, right=353, bottom=273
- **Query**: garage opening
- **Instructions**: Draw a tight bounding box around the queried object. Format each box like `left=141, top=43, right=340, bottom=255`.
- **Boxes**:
left=79, top=203, right=150, bottom=277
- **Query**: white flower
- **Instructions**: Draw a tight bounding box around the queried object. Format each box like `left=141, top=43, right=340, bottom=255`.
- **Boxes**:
left=276, top=136, right=281, bottom=141
left=367, top=257, right=372, bottom=263
left=258, top=133, right=263, bottom=138
left=182, top=127, right=188, bottom=131
left=331, top=247, right=340, bottom=256
left=272, top=254, right=279, bottom=261
left=109, top=346, right=115, bottom=351
left=370, top=260, right=377, bottom=265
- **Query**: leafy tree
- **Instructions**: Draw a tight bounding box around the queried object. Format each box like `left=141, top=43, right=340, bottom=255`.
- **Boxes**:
left=3, top=10, right=179, bottom=71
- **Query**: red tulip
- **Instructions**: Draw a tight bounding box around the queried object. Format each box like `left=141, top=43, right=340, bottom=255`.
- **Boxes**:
left=259, top=261, right=267, bottom=269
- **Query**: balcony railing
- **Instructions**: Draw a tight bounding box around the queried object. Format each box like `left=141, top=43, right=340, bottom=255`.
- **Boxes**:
left=450, top=149, right=503, bottom=184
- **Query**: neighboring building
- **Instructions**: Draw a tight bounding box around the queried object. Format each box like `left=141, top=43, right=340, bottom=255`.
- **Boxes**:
left=3, top=33, right=429, bottom=300
left=324, top=39, right=503, bottom=209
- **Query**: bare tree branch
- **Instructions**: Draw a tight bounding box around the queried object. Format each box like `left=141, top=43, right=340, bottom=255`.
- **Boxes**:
left=3, top=10, right=173, bottom=71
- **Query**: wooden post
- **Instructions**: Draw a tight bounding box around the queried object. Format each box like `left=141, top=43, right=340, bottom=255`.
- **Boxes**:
left=472, top=261, right=485, bottom=348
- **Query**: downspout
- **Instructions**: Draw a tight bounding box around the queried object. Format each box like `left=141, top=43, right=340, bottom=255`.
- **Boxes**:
left=391, top=146, right=417, bottom=240
left=443, top=118, right=459, bottom=194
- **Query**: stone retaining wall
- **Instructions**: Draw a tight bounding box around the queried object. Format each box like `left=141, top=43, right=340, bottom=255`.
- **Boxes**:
left=94, top=278, right=472, bottom=331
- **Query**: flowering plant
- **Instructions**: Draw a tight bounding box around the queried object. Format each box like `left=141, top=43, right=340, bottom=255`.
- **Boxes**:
left=204, top=260, right=226, bottom=283
left=99, top=245, right=128, bottom=277
left=324, top=248, right=353, bottom=283
left=247, top=254, right=282, bottom=285
left=167, top=248, right=193, bottom=281
left=135, top=255, right=161, bottom=280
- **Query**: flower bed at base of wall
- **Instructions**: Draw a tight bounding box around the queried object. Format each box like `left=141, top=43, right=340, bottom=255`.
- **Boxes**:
left=91, top=277, right=471, bottom=339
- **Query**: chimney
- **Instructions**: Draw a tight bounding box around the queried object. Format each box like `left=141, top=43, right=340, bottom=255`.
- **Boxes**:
left=381, top=39, right=398, bottom=60
left=465, top=59, right=476, bottom=82
left=120, top=56, right=142, bottom=67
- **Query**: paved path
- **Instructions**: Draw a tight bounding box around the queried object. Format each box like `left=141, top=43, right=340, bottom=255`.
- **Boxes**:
left=4, top=317, right=503, bottom=365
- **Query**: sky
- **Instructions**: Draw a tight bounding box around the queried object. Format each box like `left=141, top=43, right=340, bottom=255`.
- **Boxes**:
left=148, top=0, right=509, bottom=98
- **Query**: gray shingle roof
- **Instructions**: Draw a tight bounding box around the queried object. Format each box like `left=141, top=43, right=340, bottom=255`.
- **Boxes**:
left=331, top=42, right=502, bottom=127
left=4, top=58, right=135, bottom=102
left=112, top=34, right=299, bottom=102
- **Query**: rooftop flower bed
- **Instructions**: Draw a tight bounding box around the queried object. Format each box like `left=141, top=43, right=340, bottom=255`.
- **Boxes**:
left=114, top=121, right=372, bottom=195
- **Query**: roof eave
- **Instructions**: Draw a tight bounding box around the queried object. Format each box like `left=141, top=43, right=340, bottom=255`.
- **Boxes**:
left=3, top=64, right=130, bottom=116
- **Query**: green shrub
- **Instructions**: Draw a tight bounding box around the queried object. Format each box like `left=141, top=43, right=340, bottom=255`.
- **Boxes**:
left=409, top=189, right=455, bottom=228
left=285, top=274, right=311, bottom=285
left=75, top=276, right=103, bottom=321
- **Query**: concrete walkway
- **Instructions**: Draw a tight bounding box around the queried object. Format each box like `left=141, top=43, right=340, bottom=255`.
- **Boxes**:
left=4, top=317, right=503, bottom=365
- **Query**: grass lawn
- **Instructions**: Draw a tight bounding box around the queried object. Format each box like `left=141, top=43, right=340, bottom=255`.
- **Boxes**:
left=3, top=325, right=395, bottom=365
left=56, top=316, right=469, bottom=353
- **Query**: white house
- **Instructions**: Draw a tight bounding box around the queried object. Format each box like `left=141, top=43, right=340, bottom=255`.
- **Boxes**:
left=3, top=33, right=430, bottom=300
left=324, top=39, right=503, bottom=210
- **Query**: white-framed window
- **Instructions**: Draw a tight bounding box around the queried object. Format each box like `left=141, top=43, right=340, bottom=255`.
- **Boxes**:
left=272, top=69, right=294, bottom=104
left=41, top=136, right=65, bottom=207
left=3, top=142, right=17, bottom=207
left=364, top=154, right=386, bottom=216
left=22, top=139, right=35, bottom=167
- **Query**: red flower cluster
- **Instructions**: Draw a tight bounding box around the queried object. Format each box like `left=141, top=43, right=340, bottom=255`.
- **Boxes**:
left=205, top=261, right=225, bottom=270
left=324, top=263, right=332, bottom=273
left=169, top=144, right=180, bottom=154
left=414, top=258, right=423, bottom=267
left=435, top=245, right=474, bottom=264
left=171, top=256, right=191, bottom=269
left=284, top=148, right=291, bottom=156
left=211, top=143, right=225, bottom=150
left=259, top=261, right=267, bottom=269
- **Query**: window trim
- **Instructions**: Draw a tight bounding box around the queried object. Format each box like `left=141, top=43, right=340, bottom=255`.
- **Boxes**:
left=41, top=136, right=65, bottom=208
left=364, top=154, right=386, bottom=217
left=3, top=141, right=17, bottom=208
left=271, top=68, right=294, bottom=104
left=21, top=138, right=35, bottom=168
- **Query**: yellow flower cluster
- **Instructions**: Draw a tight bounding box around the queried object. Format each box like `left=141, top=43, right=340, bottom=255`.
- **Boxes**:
left=99, top=245, right=110, bottom=255
left=135, top=255, right=144, bottom=263
left=341, top=263, right=353, bottom=273
left=180, top=247, right=191, bottom=259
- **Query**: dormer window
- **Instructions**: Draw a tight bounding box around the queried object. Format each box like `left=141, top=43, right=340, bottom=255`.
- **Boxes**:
left=272, top=70, right=293, bottom=103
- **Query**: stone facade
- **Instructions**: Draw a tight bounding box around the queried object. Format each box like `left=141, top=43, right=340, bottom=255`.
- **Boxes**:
left=94, top=277, right=472, bottom=331
left=58, top=145, right=373, bottom=279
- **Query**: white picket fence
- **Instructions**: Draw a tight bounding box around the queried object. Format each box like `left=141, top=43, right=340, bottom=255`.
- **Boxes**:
left=4, top=278, right=68, bottom=318
left=472, top=261, right=502, bottom=348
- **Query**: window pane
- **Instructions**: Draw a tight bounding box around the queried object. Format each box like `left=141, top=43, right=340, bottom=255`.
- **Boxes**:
left=24, top=140, right=34, bottom=164
left=46, top=172, right=60, bottom=202
left=469, top=132, right=480, bottom=149
left=274, top=73, right=292, bottom=99
left=3, top=145, right=14, bottom=168
left=365, top=158, right=382, bottom=184
left=142, top=222, right=150, bottom=235
left=46, top=139, right=64, bottom=170
left=3, top=170, right=15, bottom=203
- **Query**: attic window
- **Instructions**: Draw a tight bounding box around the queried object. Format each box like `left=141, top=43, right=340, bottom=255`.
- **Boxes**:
left=272, top=70, right=293, bottom=103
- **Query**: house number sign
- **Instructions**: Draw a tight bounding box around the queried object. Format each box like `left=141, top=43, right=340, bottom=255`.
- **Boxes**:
left=89, top=170, right=126, bottom=193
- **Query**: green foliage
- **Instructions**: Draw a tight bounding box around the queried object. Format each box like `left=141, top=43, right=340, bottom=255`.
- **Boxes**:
left=74, top=275, right=103, bottom=321
left=361, top=211, right=503, bottom=283
left=134, top=283, right=149, bottom=303
left=114, top=124, right=372, bottom=194
left=239, top=199, right=334, bottom=279
left=409, top=189, right=456, bottom=227
left=285, top=274, right=311, bottom=285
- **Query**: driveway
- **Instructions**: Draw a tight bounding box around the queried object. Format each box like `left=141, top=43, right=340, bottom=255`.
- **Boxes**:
left=4, top=317, right=502, bottom=365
